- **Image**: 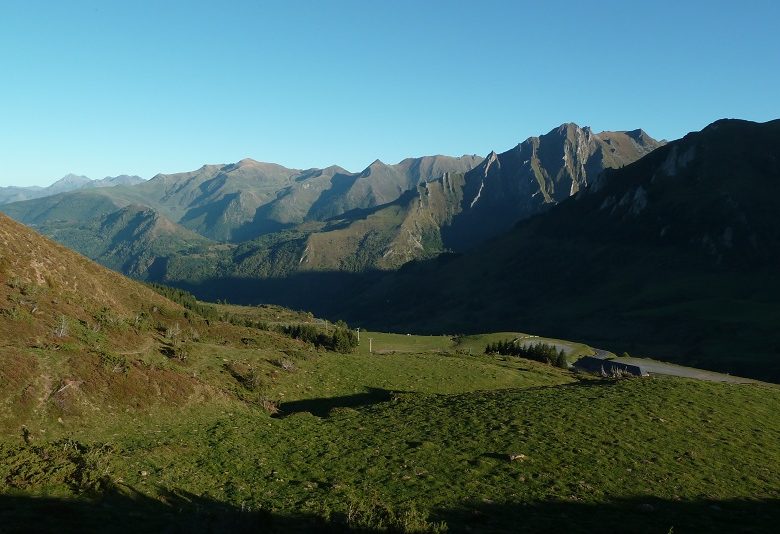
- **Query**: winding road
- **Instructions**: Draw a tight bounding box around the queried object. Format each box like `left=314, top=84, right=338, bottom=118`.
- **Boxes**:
left=586, top=350, right=757, bottom=384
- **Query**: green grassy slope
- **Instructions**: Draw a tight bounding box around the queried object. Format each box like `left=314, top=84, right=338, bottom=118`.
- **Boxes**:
left=1, top=216, right=778, bottom=532
left=2, top=357, right=778, bottom=533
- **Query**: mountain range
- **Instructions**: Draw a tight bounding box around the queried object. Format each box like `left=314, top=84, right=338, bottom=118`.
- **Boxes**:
left=0, top=174, right=145, bottom=205
left=0, top=123, right=660, bottom=281
left=1, top=155, right=482, bottom=241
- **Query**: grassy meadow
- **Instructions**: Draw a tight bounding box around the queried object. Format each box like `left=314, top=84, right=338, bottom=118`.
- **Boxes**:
left=1, top=323, right=779, bottom=533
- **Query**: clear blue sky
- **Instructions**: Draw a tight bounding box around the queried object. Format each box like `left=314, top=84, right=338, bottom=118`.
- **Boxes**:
left=1, top=0, right=778, bottom=186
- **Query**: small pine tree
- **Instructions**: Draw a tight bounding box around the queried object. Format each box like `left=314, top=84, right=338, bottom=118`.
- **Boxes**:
left=555, top=350, right=568, bottom=369
left=331, top=328, right=358, bottom=353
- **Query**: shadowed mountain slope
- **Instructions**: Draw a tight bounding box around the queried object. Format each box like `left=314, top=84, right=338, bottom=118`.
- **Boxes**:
left=337, top=118, right=780, bottom=381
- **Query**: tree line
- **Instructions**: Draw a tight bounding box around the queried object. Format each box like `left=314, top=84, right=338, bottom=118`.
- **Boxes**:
left=280, top=323, right=359, bottom=353
left=146, top=282, right=220, bottom=320
left=485, top=339, right=568, bottom=369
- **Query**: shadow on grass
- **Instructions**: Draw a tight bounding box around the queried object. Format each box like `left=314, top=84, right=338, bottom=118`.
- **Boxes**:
left=431, top=496, right=780, bottom=533
left=275, top=387, right=396, bottom=418
left=1, top=489, right=778, bottom=533
left=276, top=380, right=620, bottom=419
left=0, top=485, right=326, bottom=534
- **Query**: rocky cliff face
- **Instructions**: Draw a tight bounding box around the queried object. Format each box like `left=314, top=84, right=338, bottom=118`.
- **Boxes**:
left=301, top=155, right=484, bottom=222
left=440, top=123, right=664, bottom=249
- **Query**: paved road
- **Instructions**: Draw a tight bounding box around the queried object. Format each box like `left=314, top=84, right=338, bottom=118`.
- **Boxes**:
left=587, top=351, right=756, bottom=384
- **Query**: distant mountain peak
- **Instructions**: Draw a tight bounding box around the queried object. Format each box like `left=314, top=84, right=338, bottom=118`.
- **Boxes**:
left=221, top=159, right=300, bottom=176
left=44, top=174, right=94, bottom=194
left=236, top=158, right=261, bottom=167
left=359, top=159, right=389, bottom=177
left=480, top=151, right=501, bottom=177
left=552, top=122, right=585, bottom=136
left=623, top=128, right=652, bottom=142
left=322, top=164, right=350, bottom=174
left=52, top=173, right=91, bottom=186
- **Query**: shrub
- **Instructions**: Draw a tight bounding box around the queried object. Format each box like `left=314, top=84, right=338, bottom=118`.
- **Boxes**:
left=99, top=351, right=129, bottom=373
left=259, top=397, right=279, bottom=415
left=226, top=362, right=265, bottom=390
left=93, top=307, right=119, bottom=329
left=272, top=358, right=296, bottom=372
left=132, top=312, right=151, bottom=332
left=53, top=315, right=69, bottom=338
left=341, top=495, right=447, bottom=532
left=331, top=328, right=358, bottom=353
left=165, top=322, right=181, bottom=340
